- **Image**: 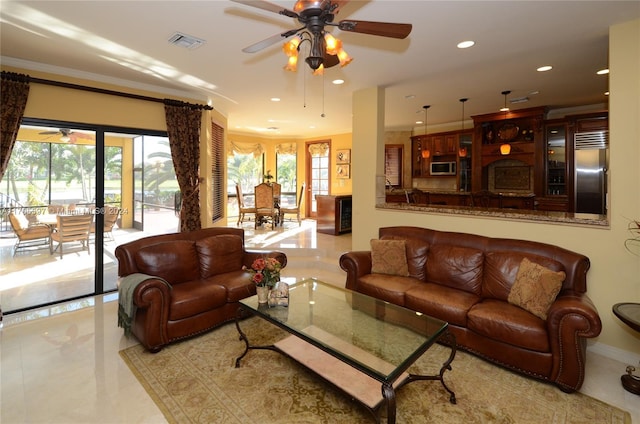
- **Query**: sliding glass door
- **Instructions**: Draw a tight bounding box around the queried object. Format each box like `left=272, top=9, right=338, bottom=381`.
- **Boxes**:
left=0, top=120, right=176, bottom=314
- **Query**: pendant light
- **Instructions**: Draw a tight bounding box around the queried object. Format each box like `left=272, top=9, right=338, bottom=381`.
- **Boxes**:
left=499, top=90, right=512, bottom=155
left=421, top=105, right=431, bottom=159
left=458, top=98, right=468, bottom=158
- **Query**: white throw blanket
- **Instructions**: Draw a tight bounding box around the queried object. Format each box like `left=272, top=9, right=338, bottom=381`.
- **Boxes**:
left=118, top=273, right=170, bottom=336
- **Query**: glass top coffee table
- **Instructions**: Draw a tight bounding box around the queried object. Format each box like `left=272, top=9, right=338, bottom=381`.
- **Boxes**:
left=235, top=278, right=457, bottom=423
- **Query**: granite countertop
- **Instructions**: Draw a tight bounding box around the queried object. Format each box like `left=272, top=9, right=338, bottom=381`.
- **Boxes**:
left=377, top=202, right=608, bottom=227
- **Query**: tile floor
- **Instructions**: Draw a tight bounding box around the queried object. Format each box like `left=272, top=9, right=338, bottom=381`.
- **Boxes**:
left=1, top=220, right=638, bottom=423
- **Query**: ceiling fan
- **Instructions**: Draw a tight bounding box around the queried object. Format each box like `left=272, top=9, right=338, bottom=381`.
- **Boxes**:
left=39, top=128, right=94, bottom=143
left=231, top=0, right=412, bottom=72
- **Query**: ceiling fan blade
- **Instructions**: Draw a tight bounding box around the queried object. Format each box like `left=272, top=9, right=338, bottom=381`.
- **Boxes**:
left=323, top=53, right=340, bottom=68
left=338, top=20, right=412, bottom=39
left=39, top=131, right=60, bottom=135
left=242, top=28, right=300, bottom=53
left=230, top=0, right=298, bottom=18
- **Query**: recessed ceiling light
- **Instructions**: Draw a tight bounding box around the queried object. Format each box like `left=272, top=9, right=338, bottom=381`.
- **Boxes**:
left=457, top=40, right=475, bottom=49
left=537, top=65, right=553, bottom=72
left=332, top=79, right=344, bottom=85
left=405, top=94, right=415, bottom=100
left=309, top=125, right=316, bottom=129
left=270, top=97, right=281, bottom=102
left=605, top=91, right=610, bottom=96
left=416, top=120, right=423, bottom=125
left=597, top=69, right=609, bottom=75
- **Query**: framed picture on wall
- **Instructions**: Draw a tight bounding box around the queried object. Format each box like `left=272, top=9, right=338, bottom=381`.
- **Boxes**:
left=336, top=149, right=351, bottom=164
left=337, top=164, right=350, bottom=179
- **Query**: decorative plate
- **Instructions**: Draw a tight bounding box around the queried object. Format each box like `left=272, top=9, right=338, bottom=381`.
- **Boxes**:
left=498, top=123, right=519, bottom=142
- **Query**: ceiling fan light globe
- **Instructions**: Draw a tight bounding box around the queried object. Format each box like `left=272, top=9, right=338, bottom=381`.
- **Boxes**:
left=283, top=37, right=301, bottom=56
left=284, top=55, right=298, bottom=72
left=60, top=135, right=71, bottom=143
left=324, top=33, right=341, bottom=55
left=337, top=48, right=352, bottom=67
left=312, top=64, right=325, bottom=76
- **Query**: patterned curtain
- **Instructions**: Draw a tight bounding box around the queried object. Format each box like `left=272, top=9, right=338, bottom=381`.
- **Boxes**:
left=229, top=140, right=264, bottom=158
left=308, top=143, right=329, bottom=157
left=0, top=72, right=30, bottom=182
left=276, top=142, right=297, bottom=155
left=164, top=100, right=203, bottom=232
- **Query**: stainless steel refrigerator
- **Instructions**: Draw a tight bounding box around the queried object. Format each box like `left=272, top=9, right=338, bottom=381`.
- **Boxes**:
left=574, top=131, right=608, bottom=215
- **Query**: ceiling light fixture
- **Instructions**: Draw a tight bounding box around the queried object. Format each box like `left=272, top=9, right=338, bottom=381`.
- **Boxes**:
left=500, top=90, right=512, bottom=155
left=457, top=40, right=475, bottom=49
left=283, top=31, right=352, bottom=73
left=537, top=65, right=553, bottom=72
left=421, top=105, right=431, bottom=159
left=597, top=69, right=610, bottom=75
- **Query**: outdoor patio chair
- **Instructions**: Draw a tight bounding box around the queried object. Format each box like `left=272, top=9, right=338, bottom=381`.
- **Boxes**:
left=50, top=213, right=94, bottom=258
left=9, top=211, right=51, bottom=256
left=91, top=206, right=120, bottom=241
left=279, top=183, right=305, bottom=226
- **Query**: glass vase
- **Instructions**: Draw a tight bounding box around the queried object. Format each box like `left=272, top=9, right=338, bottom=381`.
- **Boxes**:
left=256, top=286, right=269, bottom=304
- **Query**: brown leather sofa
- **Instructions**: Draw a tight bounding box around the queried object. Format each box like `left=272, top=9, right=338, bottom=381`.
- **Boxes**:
left=339, top=226, right=601, bottom=392
left=115, top=227, right=287, bottom=352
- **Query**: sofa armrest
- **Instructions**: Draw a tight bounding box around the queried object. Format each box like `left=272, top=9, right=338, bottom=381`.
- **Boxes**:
left=546, top=291, right=602, bottom=391
left=244, top=250, right=288, bottom=269
left=339, top=251, right=372, bottom=291
left=131, top=277, right=173, bottom=352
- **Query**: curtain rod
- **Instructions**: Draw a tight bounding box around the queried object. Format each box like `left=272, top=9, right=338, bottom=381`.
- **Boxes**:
left=1, top=71, right=213, bottom=110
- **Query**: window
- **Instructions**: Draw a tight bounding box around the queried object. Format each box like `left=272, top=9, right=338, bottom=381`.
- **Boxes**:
left=211, top=122, right=224, bottom=222
left=276, top=147, right=297, bottom=208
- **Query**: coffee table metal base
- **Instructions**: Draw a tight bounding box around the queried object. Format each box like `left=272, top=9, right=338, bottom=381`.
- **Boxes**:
left=234, top=310, right=457, bottom=423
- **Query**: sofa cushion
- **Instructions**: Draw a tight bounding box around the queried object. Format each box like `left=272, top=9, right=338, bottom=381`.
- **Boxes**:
left=405, top=283, right=481, bottom=327
left=507, top=258, right=565, bottom=320
left=426, top=245, right=484, bottom=295
left=206, top=270, right=257, bottom=302
left=467, top=299, right=550, bottom=352
left=134, top=240, right=200, bottom=284
left=357, top=274, right=422, bottom=306
left=169, top=280, right=228, bottom=321
left=381, top=235, right=429, bottom=280
left=196, top=234, right=245, bottom=279
left=483, top=252, right=565, bottom=301
left=370, top=239, right=410, bottom=277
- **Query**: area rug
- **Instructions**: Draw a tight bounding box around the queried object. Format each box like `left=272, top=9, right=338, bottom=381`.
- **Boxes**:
left=120, top=317, right=631, bottom=424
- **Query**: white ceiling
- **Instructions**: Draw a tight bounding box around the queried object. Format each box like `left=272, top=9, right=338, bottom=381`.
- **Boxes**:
left=1, top=1, right=639, bottom=138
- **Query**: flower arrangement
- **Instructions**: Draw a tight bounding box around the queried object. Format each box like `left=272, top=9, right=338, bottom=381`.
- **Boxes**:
left=244, top=257, right=282, bottom=288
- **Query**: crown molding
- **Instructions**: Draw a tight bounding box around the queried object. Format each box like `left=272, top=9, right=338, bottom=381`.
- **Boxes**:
left=1, top=56, right=209, bottom=103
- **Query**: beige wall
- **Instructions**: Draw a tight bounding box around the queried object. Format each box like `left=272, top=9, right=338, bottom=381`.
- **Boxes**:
left=351, top=19, right=640, bottom=357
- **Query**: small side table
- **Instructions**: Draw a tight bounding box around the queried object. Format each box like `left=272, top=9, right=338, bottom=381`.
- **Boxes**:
left=612, top=302, right=640, bottom=395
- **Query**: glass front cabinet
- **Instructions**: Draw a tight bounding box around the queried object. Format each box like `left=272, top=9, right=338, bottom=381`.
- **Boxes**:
left=539, top=121, right=569, bottom=211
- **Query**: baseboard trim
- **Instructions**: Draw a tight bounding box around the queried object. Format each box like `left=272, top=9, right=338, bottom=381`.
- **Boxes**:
left=587, top=341, right=640, bottom=365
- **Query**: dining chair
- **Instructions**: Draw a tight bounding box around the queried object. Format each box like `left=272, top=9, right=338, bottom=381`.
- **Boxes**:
left=279, top=183, right=305, bottom=226
left=236, top=184, right=256, bottom=226
left=50, top=213, right=94, bottom=258
left=8, top=211, right=51, bottom=256
left=254, top=183, right=277, bottom=228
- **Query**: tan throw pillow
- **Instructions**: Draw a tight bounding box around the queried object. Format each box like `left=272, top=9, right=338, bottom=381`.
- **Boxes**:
left=370, top=239, right=410, bottom=277
left=508, top=257, right=566, bottom=320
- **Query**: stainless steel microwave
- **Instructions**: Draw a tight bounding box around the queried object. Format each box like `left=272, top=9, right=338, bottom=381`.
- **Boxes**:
left=430, top=161, right=457, bottom=176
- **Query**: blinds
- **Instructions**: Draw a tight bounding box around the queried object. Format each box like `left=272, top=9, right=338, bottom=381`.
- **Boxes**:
left=211, top=121, right=224, bottom=222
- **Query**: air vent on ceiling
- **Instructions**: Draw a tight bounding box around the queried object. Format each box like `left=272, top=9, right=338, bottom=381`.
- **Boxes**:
left=168, top=32, right=206, bottom=49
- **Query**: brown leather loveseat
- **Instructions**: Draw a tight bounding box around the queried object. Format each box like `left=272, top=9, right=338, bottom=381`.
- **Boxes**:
left=339, top=226, right=601, bottom=392
left=115, top=227, right=287, bottom=352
